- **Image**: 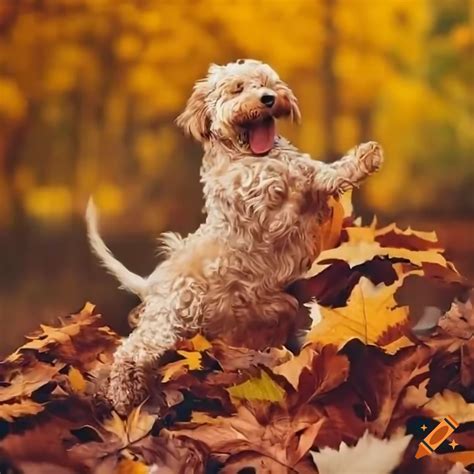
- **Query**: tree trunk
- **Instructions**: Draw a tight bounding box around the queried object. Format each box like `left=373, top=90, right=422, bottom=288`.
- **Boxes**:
left=321, top=0, right=338, bottom=162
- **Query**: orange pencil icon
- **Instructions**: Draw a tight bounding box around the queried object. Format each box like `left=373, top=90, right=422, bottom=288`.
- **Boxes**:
left=415, top=416, right=459, bottom=459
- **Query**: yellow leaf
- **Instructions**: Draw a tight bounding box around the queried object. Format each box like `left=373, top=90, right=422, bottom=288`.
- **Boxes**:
left=9, top=303, right=99, bottom=357
left=176, top=350, right=202, bottom=370
left=376, top=223, right=439, bottom=244
left=126, top=403, right=156, bottom=443
left=312, top=238, right=445, bottom=277
left=320, top=197, right=344, bottom=251
left=81, top=302, right=96, bottom=315
left=103, top=410, right=127, bottom=444
left=306, top=277, right=411, bottom=353
left=340, top=189, right=353, bottom=217
left=227, top=370, right=285, bottom=402
left=160, top=350, right=203, bottom=383
left=425, top=390, right=474, bottom=423
left=381, top=336, right=414, bottom=355
left=191, top=411, right=220, bottom=424
left=68, top=367, right=86, bottom=394
left=189, top=334, right=212, bottom=351
left=272, top=346, right=317, bottom=390
left=116, top=458, right=149, bottom=474
left=308, top=220, right=447, bottom=277
left=0, top=400, right=44, bottom=422
left=102, top=403, right=156, bottom=446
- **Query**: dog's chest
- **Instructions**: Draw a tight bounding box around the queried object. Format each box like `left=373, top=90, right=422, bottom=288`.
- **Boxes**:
left=203, top=155, right=330, bottom=279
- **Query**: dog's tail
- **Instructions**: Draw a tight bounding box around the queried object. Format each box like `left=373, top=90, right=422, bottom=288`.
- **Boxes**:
left=86, top=198, right=147, bottom=297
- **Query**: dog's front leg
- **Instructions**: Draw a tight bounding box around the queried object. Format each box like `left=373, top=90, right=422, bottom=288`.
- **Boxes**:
left=312, top=141, right=384, bottom=195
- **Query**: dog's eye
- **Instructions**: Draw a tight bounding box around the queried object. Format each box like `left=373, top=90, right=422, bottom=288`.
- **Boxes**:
left=232, top=82, right=244, bottom=94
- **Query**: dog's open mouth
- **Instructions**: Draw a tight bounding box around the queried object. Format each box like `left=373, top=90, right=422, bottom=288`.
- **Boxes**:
left=247, top=117, right=276, bottom=155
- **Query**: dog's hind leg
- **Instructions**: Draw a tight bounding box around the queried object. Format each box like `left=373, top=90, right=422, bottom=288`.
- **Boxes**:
left=106, top=280, right=204, bottom=414
left=107, top=317, right=180, bottom=414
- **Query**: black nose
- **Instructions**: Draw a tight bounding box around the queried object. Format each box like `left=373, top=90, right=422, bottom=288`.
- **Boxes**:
left=261, top=94, right=276, bottom=107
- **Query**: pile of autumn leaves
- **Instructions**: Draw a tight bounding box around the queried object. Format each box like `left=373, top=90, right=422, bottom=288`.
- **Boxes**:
left=0, top=197, right=473, bottom=474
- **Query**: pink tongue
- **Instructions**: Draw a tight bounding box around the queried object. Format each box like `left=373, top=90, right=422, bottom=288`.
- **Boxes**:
left=249, top=119, right=276, bottom=155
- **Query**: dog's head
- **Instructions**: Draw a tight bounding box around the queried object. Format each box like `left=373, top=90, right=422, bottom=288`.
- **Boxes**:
left=176, top=59, right=300, bottom=155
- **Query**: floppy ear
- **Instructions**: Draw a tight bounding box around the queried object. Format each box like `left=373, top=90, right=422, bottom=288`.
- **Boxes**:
left=276, top=81, right=301, bottom=123
left=176, top=79, right=212, bottom=141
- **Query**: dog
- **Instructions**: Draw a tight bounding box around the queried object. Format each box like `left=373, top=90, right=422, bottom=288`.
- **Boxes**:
left=86, top=59, right=383, bottom=414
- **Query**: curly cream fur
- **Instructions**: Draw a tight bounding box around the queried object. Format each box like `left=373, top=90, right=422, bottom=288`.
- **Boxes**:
left=86, top=59, right=384, bottom=413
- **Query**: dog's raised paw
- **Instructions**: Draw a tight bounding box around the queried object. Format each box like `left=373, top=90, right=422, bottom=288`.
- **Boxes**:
left=356, top=141, right=384, bottom=173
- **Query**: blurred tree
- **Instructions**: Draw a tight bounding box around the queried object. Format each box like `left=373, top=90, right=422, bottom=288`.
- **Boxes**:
left=0, top=0, right=472, bottom=235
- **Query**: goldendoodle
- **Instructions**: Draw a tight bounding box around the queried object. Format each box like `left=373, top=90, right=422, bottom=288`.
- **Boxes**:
left=86, top=59, right=383, bottom=413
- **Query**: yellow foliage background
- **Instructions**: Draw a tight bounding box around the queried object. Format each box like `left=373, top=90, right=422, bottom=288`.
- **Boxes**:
left=0, top=0, right=472, bottom=352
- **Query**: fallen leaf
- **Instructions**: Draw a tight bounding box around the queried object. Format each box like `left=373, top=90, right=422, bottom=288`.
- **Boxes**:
left=0, top=362, right=63, bottom=402
left=273, top=346, right=317, bottom=390
left=68, top=367, right=86, bottom=394
left=130, top=433, right=209, bottom=474
left=375, top=223, right=441, bottom=251
left=425, top=390, right=474, bottom=423
left=311, top=431, right=412, bottom=474
left=306, top=277, right=412, bottom=353
left=311, top=383, right=366, bottom=449
left=211, top=341, right=290, bottom=372
left=349, top=342, right=431, bottom=436
left=307, top=223, right=448, bottom=277
left=227, top=370, right=285, bottom=403
left=1, top=204, right=473, bottom=474
left=320, top=196, right=345, bottom=251
left=292, top=257, right=402, bottom=309
left=189, top=334, right=212, bottom=352
left=160, top=350, right=203, bottom=383
left=126, top=403, right=157, bottom=444
left=102, top=404, right=157, bottom=446
left=190, top=412, right=221, bottom=425
left=169, top=403, right=324, bottom=469
left=0, top=400, right=44, bottom=421
left=399, top=380, right=431, bottom=413
left=116, top=458, right=149, bottom=474
left=219, top=451, right=290, bottom=474
left=6, top=304, right=119, bottom=373
left=295, top=346, right=350, bottom=404
left=437, top=451, right=474, bottom=469
left=439, top=301, right=474, bottom=340
left=102, top=410, right=128, bottom=444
